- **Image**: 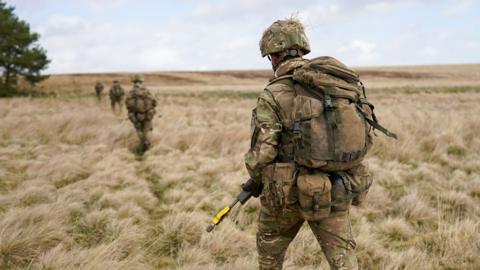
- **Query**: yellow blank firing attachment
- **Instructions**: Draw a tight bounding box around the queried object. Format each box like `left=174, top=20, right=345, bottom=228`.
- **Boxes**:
left=206, top=189, right=251, bottom=233
left=206, top=206, right=231, bottom=232
left=212, top=206, right=230, bottom=225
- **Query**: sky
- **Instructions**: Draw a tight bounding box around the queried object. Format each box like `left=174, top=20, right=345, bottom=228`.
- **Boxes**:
left=5, top=0, right=480, bottom=74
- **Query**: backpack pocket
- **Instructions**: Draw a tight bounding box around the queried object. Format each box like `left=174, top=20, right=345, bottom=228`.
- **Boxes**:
left=346, top=163, right=373, bottom=206
left=334, top=99, right=368, bottom=158
left=260, top=162, right=297, bottom=214
left=292, top=95, right=329, bottom=168
left=297, top=172, right=331, bottom=220
left=293, top=94, right=370, bottom=170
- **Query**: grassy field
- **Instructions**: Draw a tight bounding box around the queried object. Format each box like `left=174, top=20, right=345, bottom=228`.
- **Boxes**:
left=1, top=64, right=479, bottom=269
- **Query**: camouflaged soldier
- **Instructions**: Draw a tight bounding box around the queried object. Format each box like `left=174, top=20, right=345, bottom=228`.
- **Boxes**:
left=94, top=81, right=104, bottom=101
left=109, top=80, right=125, bottom=113
left=125, top=75, right=157, bottom=152
left=240, top=19, right=394, bottom=270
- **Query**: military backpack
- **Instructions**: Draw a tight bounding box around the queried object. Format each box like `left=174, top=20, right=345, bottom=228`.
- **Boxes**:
left=125, top=86, right=157, bottom=125
left=270, top=56, right=396, bottom=171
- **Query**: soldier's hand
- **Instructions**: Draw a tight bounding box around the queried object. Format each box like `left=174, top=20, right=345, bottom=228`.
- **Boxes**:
left=241, top=178, right=263, bottom=198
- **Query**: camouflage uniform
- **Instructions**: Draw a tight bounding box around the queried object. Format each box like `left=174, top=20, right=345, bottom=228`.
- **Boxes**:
left=245, top=19, right=362, bottom=270
left=94, top=82, right=104, bottom=100
left=125, top=75, right=156, bottom=152
left=109, top=80, right=125, bottom=113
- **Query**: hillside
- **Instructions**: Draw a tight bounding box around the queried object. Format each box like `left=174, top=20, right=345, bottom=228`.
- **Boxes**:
left=33, top=63, right=480, bottom=94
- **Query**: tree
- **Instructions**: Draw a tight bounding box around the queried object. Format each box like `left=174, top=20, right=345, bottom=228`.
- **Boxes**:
left=0, top=1, right=50, bottom=96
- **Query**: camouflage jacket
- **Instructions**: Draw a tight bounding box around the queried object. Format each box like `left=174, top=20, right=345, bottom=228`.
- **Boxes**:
left=109, top=85, right=125, bottom=97
left=95, top=83, right=104, bottom=92
left=245, top=57, right=307, bottom=183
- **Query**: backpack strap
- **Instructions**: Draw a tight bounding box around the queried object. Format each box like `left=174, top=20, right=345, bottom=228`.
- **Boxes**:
left=355, top=102, right=398, bottom=139
left=324, top=93, right=337, bottom=159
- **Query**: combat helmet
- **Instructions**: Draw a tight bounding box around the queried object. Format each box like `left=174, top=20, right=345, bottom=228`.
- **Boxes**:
left=259, top=19, right=310, bottom=58
left=132, top=74, right=144, bottom=83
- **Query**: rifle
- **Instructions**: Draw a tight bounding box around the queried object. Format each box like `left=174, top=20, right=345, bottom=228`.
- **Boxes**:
left=206, top=187, right=252, bottom=232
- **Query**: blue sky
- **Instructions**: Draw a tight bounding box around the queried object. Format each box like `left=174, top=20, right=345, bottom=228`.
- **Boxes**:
left=6, top=0, right=480, bottom=74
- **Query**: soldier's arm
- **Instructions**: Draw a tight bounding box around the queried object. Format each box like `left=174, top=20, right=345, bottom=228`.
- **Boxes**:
left=244, top=90, right=282, bottom=183
left=148, top=91, right=157, bottom=107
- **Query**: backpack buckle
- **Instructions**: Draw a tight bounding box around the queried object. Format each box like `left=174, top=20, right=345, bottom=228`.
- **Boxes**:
left=293, top=120, right=301, bottom=139
left=324, top=95, right=334, bottom=110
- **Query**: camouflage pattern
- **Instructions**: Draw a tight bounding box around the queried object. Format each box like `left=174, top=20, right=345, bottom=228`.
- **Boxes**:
left=245, top=57, right=361, bottom=270
left=257, top=203, right=357, bottom=270
left=94, top=82, right=104, bottom=100
left=244, top=57, right=307, bottom=183
left=259, top=19, right=311, bottom=58
left=125, top=81, right=156, bottom=152
left=109, top=81, right=125, bottom=113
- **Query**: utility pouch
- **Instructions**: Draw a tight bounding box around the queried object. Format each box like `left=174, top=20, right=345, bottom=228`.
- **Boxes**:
left=330, top=173, right=352, bottom=212
left=126, top=98, right=136, bottom=110
left=260, top=162, right=297, bottom=214
left=146, top=109, right=155, bottom=121
left=346, top=163, right=373, bottom=206
left=136, top=112, right=146, bottom=122
left=297, top=172, right=332, bottom=221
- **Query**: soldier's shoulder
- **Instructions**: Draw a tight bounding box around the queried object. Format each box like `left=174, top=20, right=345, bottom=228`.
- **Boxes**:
left=265, top=77, right=295, bottom=94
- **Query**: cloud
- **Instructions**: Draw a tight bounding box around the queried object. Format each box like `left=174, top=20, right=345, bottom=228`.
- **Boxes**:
left=444, top=0, right=473, bottom=15
left=6, top=0, right=48, bottom=13
left=338, top=40, right=379, bottom=65
left=364, top=1, right=399, bottom=12
left=40, top=15, right=85, bottom=36
left=38, top=15, right=180, bottom=73
left=82, top=0, right=130, bottom=10
left=10, top=0, right=480, bottom=73
left=37, top=12, right=265, bottom=73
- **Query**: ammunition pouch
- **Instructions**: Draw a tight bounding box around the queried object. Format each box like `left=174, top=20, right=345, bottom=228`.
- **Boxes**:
left=297, top=171, right=332, bottom=220
left=260, top=162, right=297, bottom=214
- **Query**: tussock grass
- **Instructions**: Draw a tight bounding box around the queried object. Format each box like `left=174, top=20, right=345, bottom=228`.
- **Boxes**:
left=0, top=66, right=479, bottom=269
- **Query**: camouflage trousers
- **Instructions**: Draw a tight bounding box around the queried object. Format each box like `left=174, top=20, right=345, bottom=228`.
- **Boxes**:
left=134, top=120, right=153, bottom=151
left=110, top=98, right=123, bottom=113
left=257, top=203, right=358, bottom=270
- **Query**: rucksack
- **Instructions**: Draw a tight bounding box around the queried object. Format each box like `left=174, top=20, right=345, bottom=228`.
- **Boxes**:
left=125, top=87, right=157, bottom=123
left=273, top=56, right=396, bottom=170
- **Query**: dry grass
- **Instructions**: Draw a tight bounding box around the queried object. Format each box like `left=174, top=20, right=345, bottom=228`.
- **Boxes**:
left=1, top=65, right=479, bottom=269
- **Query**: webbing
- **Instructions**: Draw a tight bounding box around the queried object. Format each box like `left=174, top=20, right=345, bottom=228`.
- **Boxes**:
left=355, top=104, right=398, bottom=139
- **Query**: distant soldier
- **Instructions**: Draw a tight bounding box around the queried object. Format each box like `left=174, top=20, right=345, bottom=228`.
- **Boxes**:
left=125, top=75, right=157, bottom=152
left=94, top=81, right=104, bottom=100
left=109, top=80, right=125, bottom=113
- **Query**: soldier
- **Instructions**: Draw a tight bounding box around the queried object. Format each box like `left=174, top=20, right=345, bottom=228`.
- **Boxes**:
left=94, top=81, right=104, bottom=101
left=109, top=80, right=125, bottom=113
left=241, top=19, right=391, bottom=270
left=125, top=75, right=157, bottom=153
